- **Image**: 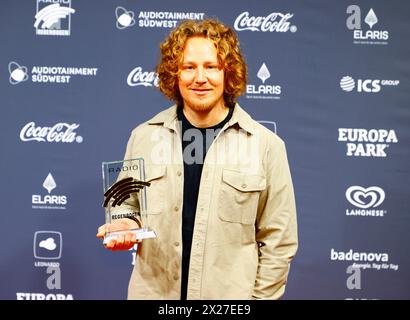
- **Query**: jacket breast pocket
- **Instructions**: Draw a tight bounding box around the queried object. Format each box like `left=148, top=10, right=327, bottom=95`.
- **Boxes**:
left=218, top=169, right=266, bottom=225
left=144, top=165, right=167, bottom=215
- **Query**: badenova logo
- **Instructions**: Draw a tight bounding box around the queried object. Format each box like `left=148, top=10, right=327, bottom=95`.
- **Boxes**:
left=32, top=173, right=67, bottom=210
left=246, top=63, right=281, bottom=100
left=234, top=11, right=297, bottom=33
left=330, top=249, right=399, bottom=271
left=346, top=5, right=389, bottom=45
left=127, top=66, right=159, bottom=87
left=338, top=128, right=398, bottom=157
left=340, top=76, right=399, bottom=93
left=345, top=186, right=386, bottom=217
left=34, top=0, right=75, bottom=36
left=20, top=122, right=83, bottom=144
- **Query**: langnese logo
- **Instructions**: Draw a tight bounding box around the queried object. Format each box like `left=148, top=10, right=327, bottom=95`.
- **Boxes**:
left=246, top=63, right=281, bottom=100
left=345, top=186, right=386, bottom=217
left=34, top=0, right=75, bottom=36
left=346, top=5, right=389, bottom=45
left=8, top=61, right=98, bottom=85
left=338, top=128, right=398, bottom=157
left=340, top=76, right=399, bottom=93
left=32, top=173, right=67, bottom=210
left=234, top=11, right=297, bottom=33
left=115, top=7, right=205, bottom=30
left=20, top=122, right=83, bottom=144
left=127, top=66, right=159, bottom=87
left=330, top=248, right=398, bottom=272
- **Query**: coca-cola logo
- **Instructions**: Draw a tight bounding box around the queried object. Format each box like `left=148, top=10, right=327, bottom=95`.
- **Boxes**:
left=20, top=122, right=83, bottom=143
left=234, top=11, right=297, bottom=33
left=127, top=67, right=159, bottom=87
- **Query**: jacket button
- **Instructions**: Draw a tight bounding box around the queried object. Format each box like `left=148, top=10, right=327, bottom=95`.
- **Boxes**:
left=174, top=242, right=180, bottom=247
left=241, top=183, right=247, bottom=189
left=174, top=206, right=179, bottom=212
left=177, top=171, right=182, bottom=176
left=173, top=275, right=179, bottom=280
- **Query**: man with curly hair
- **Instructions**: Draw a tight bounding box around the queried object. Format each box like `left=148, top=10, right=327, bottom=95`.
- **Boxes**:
left=97, top=18, right=298, bottom=300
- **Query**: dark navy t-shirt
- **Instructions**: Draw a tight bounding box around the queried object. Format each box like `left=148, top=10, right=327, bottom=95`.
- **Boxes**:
left=177, top=105, right=234, bottom=300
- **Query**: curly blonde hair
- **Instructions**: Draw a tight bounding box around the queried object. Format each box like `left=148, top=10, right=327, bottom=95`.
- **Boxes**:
left=156, top=19, right=247, bottom=107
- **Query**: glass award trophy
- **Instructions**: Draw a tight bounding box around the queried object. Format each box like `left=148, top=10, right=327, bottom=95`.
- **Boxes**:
left=102, top=158, right=156, bottom=245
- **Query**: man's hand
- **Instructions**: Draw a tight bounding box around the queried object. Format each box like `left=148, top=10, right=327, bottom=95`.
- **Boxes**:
left=96, top=218, right=141, bottom=251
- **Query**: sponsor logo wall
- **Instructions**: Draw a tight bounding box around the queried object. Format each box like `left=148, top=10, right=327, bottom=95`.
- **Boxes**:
left=1, top=0, right=409, bottom=300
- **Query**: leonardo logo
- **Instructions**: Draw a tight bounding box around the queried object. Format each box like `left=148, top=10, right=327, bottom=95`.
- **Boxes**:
left=127, top=66, right=159, bottom=87
left=234, top=11, right=297, bottom=33
left=346, top=5, right=389, bottom=45
left=34, top=0, right=75, bottom=36
left=20, top=122, right=83, bottom=144
left=340, top=76, right=399, bottom=93
left=338, top=128, right=398, bottom=157
left=345, top=186, right=386, bottom=217
left=246, top=63, right=281, bottom=100
left=32, top=173, right=67, bottom=210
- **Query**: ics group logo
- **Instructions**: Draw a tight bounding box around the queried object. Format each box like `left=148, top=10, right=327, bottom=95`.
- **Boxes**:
left=346, top=5, right=389, bottom=45
left=35, top=0, right=75, bottom=36
left=246, top=63, right=282, bottom=100
left=115, top=6, right=205, bottom=29
left=234, top=11, right=297, bottom=33
left=340, top=76, right=399, bottom=93
left=345, top=186, right=386, bottom=217
left=338, top=128, right=398, bottom=157
left=32, top=173, right=67, bottom=210
left=20, top=122, right=83, bottom=144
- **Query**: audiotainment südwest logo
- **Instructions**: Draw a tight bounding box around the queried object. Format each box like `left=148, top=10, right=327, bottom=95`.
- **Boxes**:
left=338, top=128, right=398, bottom=157
left=115, top=6, right=205, bottom=30
left=8, top=61, right=98, bottom=85
left=246, top=63, right=282, bottom=100
left=345, top=185, right=386, bottom=217
left=346, top=5, right=389, bottom=45
left=34, top=0, right=75, bottom=36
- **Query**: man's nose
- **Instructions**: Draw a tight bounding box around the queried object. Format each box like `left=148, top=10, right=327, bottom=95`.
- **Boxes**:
left=194, top=67, right=206, bottom=83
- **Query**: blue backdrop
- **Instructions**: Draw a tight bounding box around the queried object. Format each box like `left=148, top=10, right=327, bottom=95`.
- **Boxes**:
left=1, top=0, right=409, bottom=300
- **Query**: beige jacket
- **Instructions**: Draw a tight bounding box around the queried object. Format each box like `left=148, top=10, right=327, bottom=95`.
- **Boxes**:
left=115, top=104, right=298, bottom=300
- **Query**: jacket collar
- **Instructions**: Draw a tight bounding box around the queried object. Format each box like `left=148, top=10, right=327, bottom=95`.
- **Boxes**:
left=147, top=103, right=256, bottom=135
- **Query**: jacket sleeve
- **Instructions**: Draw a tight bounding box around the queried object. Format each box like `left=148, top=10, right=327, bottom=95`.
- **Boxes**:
left=252, top=138, right=298, bottom=299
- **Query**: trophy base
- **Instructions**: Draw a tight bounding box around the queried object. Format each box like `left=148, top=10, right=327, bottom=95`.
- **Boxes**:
left=103, top=228, right=156, bottom=246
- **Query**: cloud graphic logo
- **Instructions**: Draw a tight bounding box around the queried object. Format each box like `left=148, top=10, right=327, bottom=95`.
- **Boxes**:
left=34, top=231, right=62, bottom=260
left=346, top=186, right=385, bottom=209
left=39, top=238, right=57, bottom=251
left=8, top=61, right=29, bottom=85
